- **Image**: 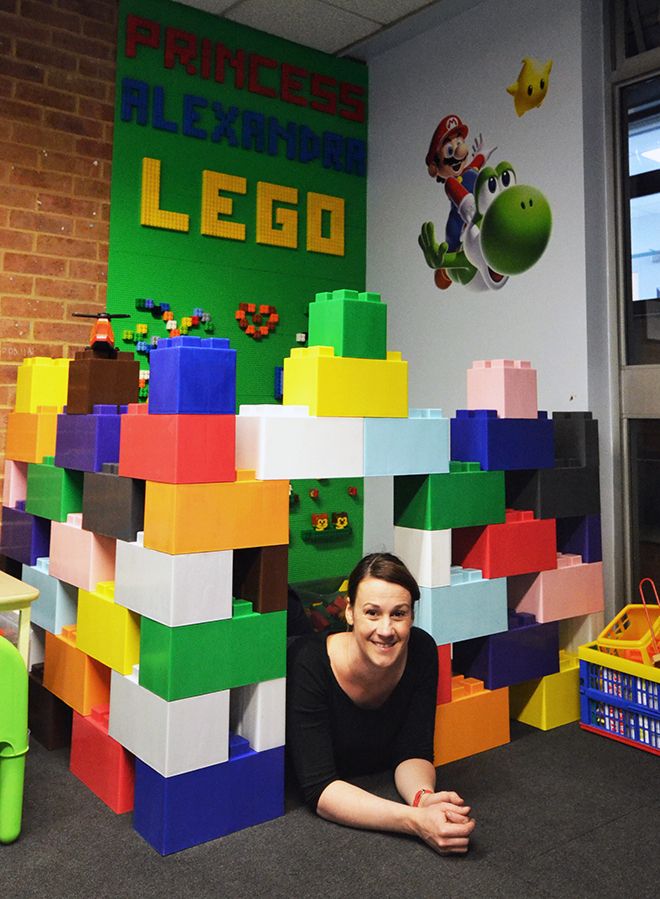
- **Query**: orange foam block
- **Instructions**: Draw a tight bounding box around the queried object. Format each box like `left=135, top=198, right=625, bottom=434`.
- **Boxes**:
left=508, top=553, right=604, bottom=623
left=5, top=407, right=58, bottom=463
left=143, top=470, right=289, bottom=554
left=43, top=626, right=111, bottom=715
left=118, top=403, right=236, bottom=484
left=70, top=705, right=134, bottom=814
left=49, top=512, right=116, bottom=592
left=433, top=675, right=509, bottom=765
left=467, top=359, right=538, bottom=419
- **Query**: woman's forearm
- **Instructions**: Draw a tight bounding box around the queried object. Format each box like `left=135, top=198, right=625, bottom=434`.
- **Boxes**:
left=393, top=758, right=436, bottom=806
left=316, top=780, right=418, bottom=835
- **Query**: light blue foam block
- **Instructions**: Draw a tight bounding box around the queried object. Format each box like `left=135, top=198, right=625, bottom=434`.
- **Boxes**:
left=21, top=557, right=77, bottom=635
left=364, top=409, right=449, bottom=476
left=416, top=566, right=508, bottom=644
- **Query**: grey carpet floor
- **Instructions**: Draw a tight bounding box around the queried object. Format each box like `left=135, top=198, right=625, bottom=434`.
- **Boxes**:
left=3, top=721, right=658, bottom=899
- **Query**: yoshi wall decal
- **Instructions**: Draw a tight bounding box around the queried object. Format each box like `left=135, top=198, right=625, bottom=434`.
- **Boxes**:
left=419, top=113, right=552, bottom=292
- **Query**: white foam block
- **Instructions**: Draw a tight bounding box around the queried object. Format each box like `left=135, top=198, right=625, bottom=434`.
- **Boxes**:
left=394, top=526, right=451, bottom=588
left=229, top=677, right=285, bottom=753
left=109, top=666, right=230, bottom=777
left=236, top=405, right=364, bottom=480
left=114, top=532, right=233, bottom=626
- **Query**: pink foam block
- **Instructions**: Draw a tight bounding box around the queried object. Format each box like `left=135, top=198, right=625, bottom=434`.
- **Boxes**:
left=2, top=459, right=28, bottom=508
left=467, top=359, right=538, bottom=419
left=507, top=553, right=604, bottom=622
left=49, top=512, right=116, bottom=591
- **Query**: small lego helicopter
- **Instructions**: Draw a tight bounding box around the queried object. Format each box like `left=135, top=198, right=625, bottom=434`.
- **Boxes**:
left=73, top=311, right=131, bottom=356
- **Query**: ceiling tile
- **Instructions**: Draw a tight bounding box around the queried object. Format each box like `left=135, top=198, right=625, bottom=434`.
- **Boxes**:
left=321, top=0, right=435, bottom=26
left=224, top=0, right=380, bottom=53
left=172, top=0, right=239, bottom=14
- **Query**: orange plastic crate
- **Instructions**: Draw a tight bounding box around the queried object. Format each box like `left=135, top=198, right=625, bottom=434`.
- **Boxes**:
left=596, top=604, right=660, bottom=666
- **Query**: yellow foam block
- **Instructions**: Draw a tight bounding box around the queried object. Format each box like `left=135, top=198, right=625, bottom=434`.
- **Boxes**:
left=5, top=408, right=59, bottom=463
left=282, top=346, right=408, bottom=417
left=76, top=581, right=140, bottom=675
left=143, top=470, right=289, bottom=554
left=43, top=625, right=111, bottom=715
left=509, top=650, right=580, bottom=730
left=434, top=675, right=510, bottom=765
left=15, top=357, right=70, bottom=413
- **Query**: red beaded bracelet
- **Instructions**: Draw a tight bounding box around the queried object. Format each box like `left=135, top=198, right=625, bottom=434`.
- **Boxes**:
left=412, top=789, right=432, bottom=807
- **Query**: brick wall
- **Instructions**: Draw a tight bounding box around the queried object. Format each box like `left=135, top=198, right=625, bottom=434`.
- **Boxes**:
left=0, top=0, right=118, bottom=463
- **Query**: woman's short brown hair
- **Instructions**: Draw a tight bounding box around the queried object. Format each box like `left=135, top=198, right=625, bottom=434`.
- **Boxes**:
left=347, top=552, right=420, bottom=606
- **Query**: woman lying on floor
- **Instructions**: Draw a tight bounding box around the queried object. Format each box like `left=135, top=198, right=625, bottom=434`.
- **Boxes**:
left=286, top=552, right=476, bottom=855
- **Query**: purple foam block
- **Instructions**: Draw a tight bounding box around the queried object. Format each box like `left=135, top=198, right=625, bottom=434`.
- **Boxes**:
left=0, top=504, right=50, bottom=566
left=54, top=405, right=123, bottom=473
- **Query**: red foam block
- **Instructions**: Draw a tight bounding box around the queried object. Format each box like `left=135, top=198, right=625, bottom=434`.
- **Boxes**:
left=118, top=404, right=236, bottom=484
left=70, top=705, right=134, bottom=814
left=452, top=509, right=557, bottom=579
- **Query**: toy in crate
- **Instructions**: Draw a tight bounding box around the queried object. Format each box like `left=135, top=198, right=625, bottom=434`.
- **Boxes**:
left=579, top=580, right=660, bottom=755
left=596, top=578, right=660, bottom=667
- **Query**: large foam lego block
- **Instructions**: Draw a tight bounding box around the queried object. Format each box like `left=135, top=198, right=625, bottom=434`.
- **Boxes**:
left=505, top=466, right=600, bottom=520
left=133, top=739, right=284, bottom=855
left=507, top=553, right=604, bottom=623
left=70, top=705, right=135, bottom=814
left=232, top=544, right=288, bottom=614
left=139, top=600, right=286, bottom=701
left=25, top=457, right=83, bottom=522
left=362, top=476, right=394, bottom=556
left=143, top=471, right=289, bottom=554
left=509, top=650, right=580, bottom=730
left=394, top=462, right=505, bottom=531
left=148, top=336, right=237, bottom=415
left=77, top=581, right=140, bottom=675
left=363, top=409, right=450, bottom=476
left=416, top=567, right=508, bottom=644
left=558, top=610, right=605, bottom=653
left=437, top=643, right=452, bottom=705
left=433, top=676, right=510, bottom=765
left=65, top=348, right=139, bottom=415
left=229, top=677, right=286, bottom=753
left=114, top=532, right=233, bottom=627
left=450, top=410, right=554, bottom=471
left=452, top=510, right=557, bottom=579
left=82, top=465, right=145, bottom=541
left=283, top=346, right=408, bottom=418
left=466, top=360, right=537, bottom=419
left=452, top=610, right=560, bottom=689
left=28, top=662, right=73, bottom=750
left=48, top=512, right=116, bottom=592
left=15, top=357, right=70, bottom=413
left=43, top=626, right=111, bottom=715
left=393, top=526, right=451, bottom=588
left=307, top=289, right=387, bottom=360
left=109, top=667, right=229, bottom=777
left=5, top=408, right=58, bottom=463
left=2, top=460, right=28, bottom=509
left=236, top=405, right=364, bottom=480
left=552, top=411, right=599, bottom=468
left=119, top=404, right=236, bottom=484
left=0, top=503, right=50, bottom=565
left=21, top=557, right=77, bottom=634
left=54, top=404, right=123, bottom=473
left=556, top=514, right=602, bottom=562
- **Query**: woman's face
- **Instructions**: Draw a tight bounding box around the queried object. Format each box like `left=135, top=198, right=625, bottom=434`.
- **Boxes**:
left=345, top=576, right=413, bottom=669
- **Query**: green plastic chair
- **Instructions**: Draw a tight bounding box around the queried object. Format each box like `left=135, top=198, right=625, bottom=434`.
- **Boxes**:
left=0, top=635, right=29, bottom=844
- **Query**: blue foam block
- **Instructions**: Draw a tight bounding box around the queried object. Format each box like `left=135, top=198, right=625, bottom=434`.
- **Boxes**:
left=148, top=336, right=237, bottom=415
left=451, top=410, right=555, bottom=471
left=556, top=514, right=602, bottom=562
left=364, top=409, right=450, bottom=476
left=133, top=738, right=284, bottom=855
left=452, top=610, right=560, bottom=689
left=21, top=557, right=77, bottom=634
left=416, top=566, right=508, bottom=644
left=55, top=405, right=123, bottom=473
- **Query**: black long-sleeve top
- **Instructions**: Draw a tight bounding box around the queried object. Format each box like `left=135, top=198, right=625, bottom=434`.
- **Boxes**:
left=286, top=627, right=439, bottom=809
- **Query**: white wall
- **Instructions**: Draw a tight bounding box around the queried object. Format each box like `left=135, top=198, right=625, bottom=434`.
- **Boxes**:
left=366, top=0, right=589, bottom=418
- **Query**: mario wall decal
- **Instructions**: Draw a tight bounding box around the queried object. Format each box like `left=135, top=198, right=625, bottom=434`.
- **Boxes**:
left=418, top=110, right=552, bottom=292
